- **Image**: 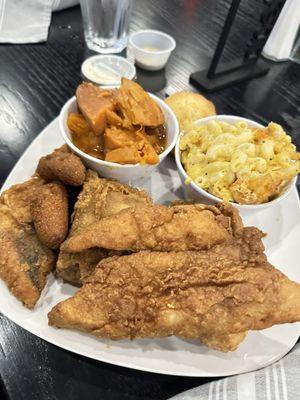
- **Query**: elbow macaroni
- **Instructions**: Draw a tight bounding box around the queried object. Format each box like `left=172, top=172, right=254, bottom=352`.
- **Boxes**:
left=180, top=121, right=300, bottom=204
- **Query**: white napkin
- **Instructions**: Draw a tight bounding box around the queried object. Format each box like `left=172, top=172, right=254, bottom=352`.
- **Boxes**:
left=0, top=0, right=79, bottom=44
left=168, top=344, right=300, bottom=400
left=262, top=0, right=300, bottom=61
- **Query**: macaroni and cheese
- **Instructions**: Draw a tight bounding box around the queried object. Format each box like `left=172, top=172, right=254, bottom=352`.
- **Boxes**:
left=180, top=121, right=300, bottom=204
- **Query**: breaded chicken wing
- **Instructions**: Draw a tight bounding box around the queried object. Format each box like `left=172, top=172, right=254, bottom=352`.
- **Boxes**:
left=61, top=202, right=243, bottom=253
left=49, top=227, right=300, bottom=352
left=56, top=170, right=151, bottom=284
left=36, top=145, right=86, bottom=186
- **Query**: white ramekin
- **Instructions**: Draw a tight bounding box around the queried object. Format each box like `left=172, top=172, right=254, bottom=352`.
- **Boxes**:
left=129, top=30, right=176, bottom=71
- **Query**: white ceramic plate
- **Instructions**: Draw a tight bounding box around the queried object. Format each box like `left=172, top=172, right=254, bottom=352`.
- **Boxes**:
left=1, top=118, right=300, bottom=377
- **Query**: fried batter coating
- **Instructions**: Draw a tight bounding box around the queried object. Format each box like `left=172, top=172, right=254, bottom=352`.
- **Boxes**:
left=36, top=145, right=86, bottom=186
left=56, top=170, right=151, bottom=284
left=0, top=205, right=55, bottom=308
left=31, top=182, right=68, bottom=249
left=0, top=177, right=45, bottom=224
left=61, top=202, right=243, bottom=253
left=49, top=228, right=300, bottom=352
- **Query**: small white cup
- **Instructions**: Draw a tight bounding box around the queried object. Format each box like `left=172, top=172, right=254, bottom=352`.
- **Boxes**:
left=129, top=30, right=176, bottom=71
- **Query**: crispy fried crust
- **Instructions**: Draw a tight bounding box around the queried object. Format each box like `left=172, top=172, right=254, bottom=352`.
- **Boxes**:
left=61, top=202, right=242, bottom=253
left=56, top=170, right=151, bottom=284
left=36, top=145, right=86, bottom=186
left=31, top=182, right=69, bottom=249
left=49, top=227, right=300, bottom=352
left=0, top=205, right=55, bottom=308
left=0, top=177, right=45, bottom=224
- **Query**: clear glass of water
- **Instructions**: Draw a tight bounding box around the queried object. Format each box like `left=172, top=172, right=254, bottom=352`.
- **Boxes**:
left=80, top=0, right=132, bottom=54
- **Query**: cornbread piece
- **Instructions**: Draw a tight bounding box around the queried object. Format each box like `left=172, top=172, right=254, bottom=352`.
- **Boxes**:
left=0, top=177, right=45, bottom=224
left=31, top=182, right=68, bottom=249
left=61, top=202, right=243, bottom=253
left=165, top=91, right=216, bottom=131
left=56, top=170, right=151, bottom=284
left=0, top=205, right=55, bottom=308
left=76, top=82, right=115, bottom=135
left=117, top=78, right=164, bottom=127
left=49, top=227, right=300, bottom=352
left=36, top=145, right=86, bottom=186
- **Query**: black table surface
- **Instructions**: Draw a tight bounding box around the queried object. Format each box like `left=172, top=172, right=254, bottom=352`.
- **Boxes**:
left=1, top=1, right=300, bottom=399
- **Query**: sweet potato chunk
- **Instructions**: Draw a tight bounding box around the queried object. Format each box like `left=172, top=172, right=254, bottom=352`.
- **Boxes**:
left=117, top=78, right=164, bottom=127
left=76, top=83, right=115, bottom=135
left=67, top=113, right=90, bottom=135
left=139, top=140, right=159, bottom=164
left=104, top=127, right=135, bottom=150
left=105, top=146, right=141, bottom=164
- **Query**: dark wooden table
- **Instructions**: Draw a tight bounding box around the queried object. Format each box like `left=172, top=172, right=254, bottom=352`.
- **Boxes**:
left=0, top=2, right=300, bottom=399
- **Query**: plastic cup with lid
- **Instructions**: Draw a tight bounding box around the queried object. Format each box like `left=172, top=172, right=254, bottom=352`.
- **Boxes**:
left=81, top=55, right=136, bottom=86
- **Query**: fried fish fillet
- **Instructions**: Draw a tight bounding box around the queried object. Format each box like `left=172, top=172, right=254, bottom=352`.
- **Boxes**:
left=0, top=178, right=57, bottom=307
left=61, top=202, right=243, bottom=253
left=36, top=145, right=86, bottom=186
left=56, top=170, right=151, bottom=284
left=0, top=205, right=55, bottom=308
left=49, top=227, right=300, bottom=352
left=0, top=177, right=45, bottom=224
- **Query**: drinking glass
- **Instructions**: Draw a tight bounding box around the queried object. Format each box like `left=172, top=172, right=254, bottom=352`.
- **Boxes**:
left=80, top=0, right=132, bottom=54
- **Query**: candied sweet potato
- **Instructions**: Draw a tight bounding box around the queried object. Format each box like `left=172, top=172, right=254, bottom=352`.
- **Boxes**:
left=67, top=113, right=90, bottom=136
left=76, top=82, right=115, bottom=135
left=104, top=127, right=135, bottom=150
left=139, top=139, right=159, bottom=164
left=105, top=146, right=141, bottom=164
left=117, top=78, right=164, bottom=127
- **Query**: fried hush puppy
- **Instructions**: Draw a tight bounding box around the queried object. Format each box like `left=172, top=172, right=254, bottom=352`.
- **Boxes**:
left=31, top=182, right=69, bottom=249
left=36, top=144, right=86, bottom=186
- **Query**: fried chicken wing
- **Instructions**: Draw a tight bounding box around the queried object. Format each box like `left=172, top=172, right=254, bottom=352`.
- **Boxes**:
left=36, top=145, right=86, bottom=186
left=61, top=202, right=243, bottom=253
left=49, top=227, right=300, bottom=352
left=0, top=205, right=55, bottom=308
left=31, top=182, right=69, bottom=249
left=56, top=170, right=151, bottom=284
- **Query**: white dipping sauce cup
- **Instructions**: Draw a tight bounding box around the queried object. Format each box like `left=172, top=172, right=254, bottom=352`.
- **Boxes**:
left=129, top=30, right=176, bottom=71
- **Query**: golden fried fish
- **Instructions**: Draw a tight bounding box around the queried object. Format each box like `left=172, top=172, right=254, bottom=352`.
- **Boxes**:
left=49, top=227, right=300, bottom=352
left=56, top=170, right=151, bottom=284
left=61, top=202, right=243, bottom=253
left=0, top=205, right=55, bottom=308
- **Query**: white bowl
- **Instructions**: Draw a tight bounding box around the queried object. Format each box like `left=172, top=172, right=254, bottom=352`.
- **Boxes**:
left=129, top=30, right=176, bottom=71
left=175, top=115, right=297, bottom=211
left=60, top=92, right=179, bottom=184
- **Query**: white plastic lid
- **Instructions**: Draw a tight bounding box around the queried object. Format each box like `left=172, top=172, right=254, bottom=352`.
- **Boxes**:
left=81, top=55, right=136, bottom=86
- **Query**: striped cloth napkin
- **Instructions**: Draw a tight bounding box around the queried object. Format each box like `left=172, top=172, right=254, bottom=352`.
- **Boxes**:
left=169, top=344, right=300, bottom=400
